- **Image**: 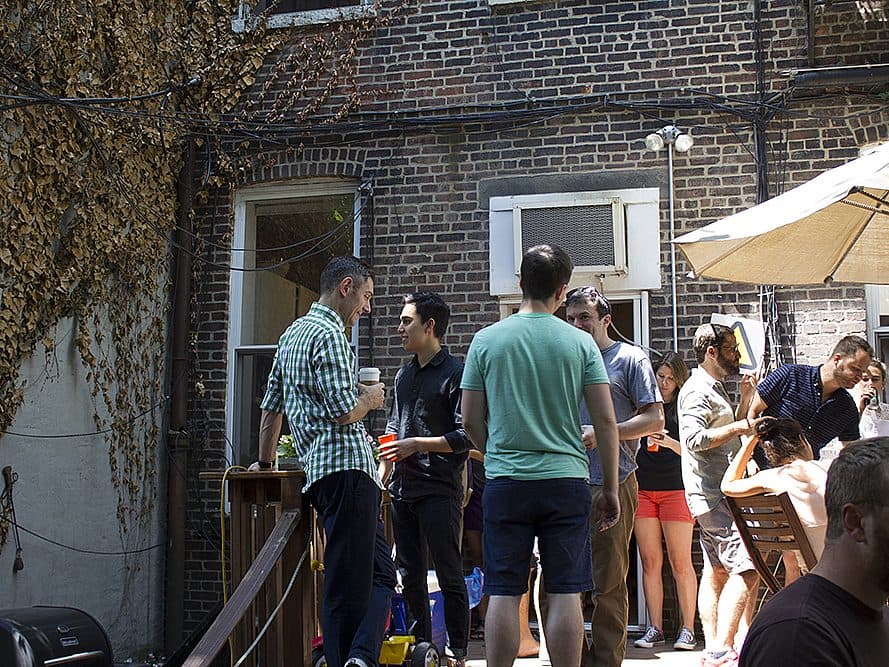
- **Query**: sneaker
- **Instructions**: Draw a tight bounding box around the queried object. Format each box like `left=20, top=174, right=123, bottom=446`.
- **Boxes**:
left=634, top=625, right=665, bottom=648
left=701, top=649, right=739, bottom=667
left=343, top=658, right=370, bottom=667
left=446, top=647, right=466, bottom=667
left=673, top=627, right=697, bottom=650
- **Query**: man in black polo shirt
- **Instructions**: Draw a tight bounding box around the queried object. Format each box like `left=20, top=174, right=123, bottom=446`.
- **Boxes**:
left=378, top=292, right=470, bottom=666
left=747, top=335, right=873, bottom=463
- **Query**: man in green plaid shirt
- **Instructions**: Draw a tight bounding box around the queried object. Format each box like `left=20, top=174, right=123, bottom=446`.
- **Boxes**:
left=251, top=256, right=395, bottom=667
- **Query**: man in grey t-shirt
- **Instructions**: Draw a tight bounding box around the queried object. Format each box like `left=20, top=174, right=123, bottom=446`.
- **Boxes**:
left=566, top=287, right=664, bottom=667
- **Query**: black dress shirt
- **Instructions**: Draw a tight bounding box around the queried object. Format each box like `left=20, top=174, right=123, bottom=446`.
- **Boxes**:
left=385, top=347, right=470, bottom=501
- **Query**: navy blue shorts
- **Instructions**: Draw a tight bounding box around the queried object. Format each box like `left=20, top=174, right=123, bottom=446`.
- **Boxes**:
left=482, top=477, right=593, bottom=596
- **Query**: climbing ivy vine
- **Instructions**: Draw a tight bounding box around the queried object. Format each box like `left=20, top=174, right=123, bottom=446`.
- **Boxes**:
left=0, top=0, right=408, bottom=536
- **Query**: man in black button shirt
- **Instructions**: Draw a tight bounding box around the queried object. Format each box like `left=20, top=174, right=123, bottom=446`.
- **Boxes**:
left=739, top=437, right=889, bottom=666
left=378, top=292, right=471, bottom=665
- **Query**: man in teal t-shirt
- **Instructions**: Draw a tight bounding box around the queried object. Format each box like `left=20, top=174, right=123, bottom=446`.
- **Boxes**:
left=462, top=244, right=621, bottom=667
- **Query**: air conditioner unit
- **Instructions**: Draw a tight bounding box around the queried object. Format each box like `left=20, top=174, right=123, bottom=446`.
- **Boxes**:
left=512, top=197, right=627, bottom=276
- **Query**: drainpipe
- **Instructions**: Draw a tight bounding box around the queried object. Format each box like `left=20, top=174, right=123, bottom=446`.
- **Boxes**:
left=166, top=137, right=195, bottom=652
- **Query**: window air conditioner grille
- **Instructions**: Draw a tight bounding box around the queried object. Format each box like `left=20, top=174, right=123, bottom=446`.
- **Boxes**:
left=520, top=204, right=616, bottom=267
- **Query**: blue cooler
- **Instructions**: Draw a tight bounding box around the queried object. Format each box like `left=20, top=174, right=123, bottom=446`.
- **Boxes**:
left=391, top=570, right=448, bottom=653
left=426, top=570, right=447, bottom=653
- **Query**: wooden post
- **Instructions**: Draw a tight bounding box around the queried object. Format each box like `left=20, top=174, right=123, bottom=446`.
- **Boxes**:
left=195, top=470, right=312, bottom=667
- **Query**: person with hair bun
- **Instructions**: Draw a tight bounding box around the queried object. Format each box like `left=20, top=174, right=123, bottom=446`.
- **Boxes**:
left=721, top=417, right=829, bottom=569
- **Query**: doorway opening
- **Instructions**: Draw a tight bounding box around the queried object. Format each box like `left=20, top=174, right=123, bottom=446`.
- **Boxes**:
left=226, top=180, right=360, bottom=466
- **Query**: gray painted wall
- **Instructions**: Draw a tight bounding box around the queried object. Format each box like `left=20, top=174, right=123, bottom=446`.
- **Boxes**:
left=0, top=316, right=166, bottom=660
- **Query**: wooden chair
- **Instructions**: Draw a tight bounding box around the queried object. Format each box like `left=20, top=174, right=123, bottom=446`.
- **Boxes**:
left=725, top=492, right=818, bottom=594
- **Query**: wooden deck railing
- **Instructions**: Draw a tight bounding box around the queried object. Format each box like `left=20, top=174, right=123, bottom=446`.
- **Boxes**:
left=192, top=471, right=316, bottom=667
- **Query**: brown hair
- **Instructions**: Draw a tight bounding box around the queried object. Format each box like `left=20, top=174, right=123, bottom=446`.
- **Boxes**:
left=653, top=352, right=689, bottom=389
left=755, top=417, right=809, bottom=467
left=824, top=437, right=889, bottom=541
left=319, top=256, right=375, bottom=295
left=520, top=244, right=573, bottom=301
left=831, top=335, right=873, bottom=359
left=691, top=322, right=733, bottom=364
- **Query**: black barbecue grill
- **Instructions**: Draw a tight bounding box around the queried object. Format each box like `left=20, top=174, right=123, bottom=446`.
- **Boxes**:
left=0, top=606, right=113, bottom=666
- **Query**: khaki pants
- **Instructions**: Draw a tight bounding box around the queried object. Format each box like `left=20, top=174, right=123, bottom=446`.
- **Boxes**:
left=581, top=473, right=639, bottom=667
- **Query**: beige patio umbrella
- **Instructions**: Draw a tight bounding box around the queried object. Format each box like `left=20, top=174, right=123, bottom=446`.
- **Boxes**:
left=674, top=140, right=889, bottom=285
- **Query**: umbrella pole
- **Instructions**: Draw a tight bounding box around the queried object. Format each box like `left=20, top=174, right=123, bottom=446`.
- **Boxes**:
left=669, top=142, right=679, bottom=352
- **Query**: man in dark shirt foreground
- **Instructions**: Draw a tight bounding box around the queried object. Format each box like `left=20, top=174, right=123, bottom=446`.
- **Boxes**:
left=739, top=437, right=889, bottom=666
left=378, top=292, right=471, bottom=665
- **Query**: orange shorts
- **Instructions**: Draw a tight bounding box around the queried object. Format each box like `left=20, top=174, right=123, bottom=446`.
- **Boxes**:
left=635, top=489, right=694, bottom=523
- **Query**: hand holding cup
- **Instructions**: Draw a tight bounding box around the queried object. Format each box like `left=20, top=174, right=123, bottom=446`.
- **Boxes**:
left=358, top=381, right=385, bottom=410
left=860, top=385, right=878, bottom=412
left=358, top=367, right=385, bottom=410
left=647, top=430, right=666, bottom=452
left=377, top=434, right=422, bottom=462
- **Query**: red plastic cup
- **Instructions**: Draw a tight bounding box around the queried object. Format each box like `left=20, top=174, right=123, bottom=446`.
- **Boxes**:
left=647, top=440, right=660, bottom=452
left=378, top=433, right=397, bottom=445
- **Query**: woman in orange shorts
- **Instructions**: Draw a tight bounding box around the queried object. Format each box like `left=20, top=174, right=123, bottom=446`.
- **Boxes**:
left=633, top=353, right=698, bottom=651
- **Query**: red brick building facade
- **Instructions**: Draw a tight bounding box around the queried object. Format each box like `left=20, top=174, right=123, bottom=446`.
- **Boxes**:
left=180, top=0, right=889, bottom=639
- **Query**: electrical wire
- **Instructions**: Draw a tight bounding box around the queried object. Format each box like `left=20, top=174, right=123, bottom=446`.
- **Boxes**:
left=6, top=86, right=792, bottom=285
left=7, top=54, right=884, bottom=140
left=3, top=45, right=887, bottom=146
left=0, top=73, right=201, bottom=106
left=609, top=318, right=663, bottom=359
left=10, top=519, right=162, bottom=555
left=1, top=394, right=171, bottom=439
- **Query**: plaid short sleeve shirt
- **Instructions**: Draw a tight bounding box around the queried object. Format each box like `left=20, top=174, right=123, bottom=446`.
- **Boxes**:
left=260, top=302, right=379, bottom=491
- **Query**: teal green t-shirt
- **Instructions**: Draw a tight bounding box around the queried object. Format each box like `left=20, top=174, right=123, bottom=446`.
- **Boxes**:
left=460, top=312, right=610, bottom=480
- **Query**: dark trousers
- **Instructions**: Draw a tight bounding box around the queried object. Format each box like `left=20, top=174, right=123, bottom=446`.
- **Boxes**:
left=391, top=494, right=469, bottom=653
left=309, top=470, right=397, bottom=667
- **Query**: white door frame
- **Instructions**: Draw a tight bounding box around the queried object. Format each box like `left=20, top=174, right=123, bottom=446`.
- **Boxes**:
left=225, top=179, right=361, bottom=464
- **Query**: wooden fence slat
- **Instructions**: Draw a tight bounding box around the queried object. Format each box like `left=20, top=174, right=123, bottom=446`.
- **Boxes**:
left=263, top=501, right=279, bottom=667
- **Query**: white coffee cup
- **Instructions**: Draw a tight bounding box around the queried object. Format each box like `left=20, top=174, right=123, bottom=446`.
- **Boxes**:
left=359, top=367, right=381, bottom=385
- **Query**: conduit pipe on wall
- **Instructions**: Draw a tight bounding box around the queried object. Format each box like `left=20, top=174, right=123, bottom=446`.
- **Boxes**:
left=788, top=63, right=889, bottom=88
left=166, top=137, right=195, bottom=653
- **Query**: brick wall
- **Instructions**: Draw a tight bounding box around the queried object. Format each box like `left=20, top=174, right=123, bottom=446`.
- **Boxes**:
left=179, top=0, right=889, bottom=633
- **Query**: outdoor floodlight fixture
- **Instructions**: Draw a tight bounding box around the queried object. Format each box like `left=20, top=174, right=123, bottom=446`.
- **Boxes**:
left=644, top=124, right=694, bottom=352
left=645, top=125, right=694, bottom=153
left=674, top=133, right=694, bottom=153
